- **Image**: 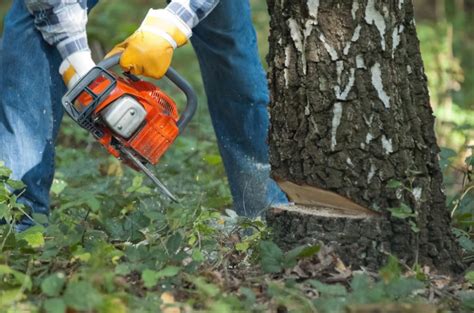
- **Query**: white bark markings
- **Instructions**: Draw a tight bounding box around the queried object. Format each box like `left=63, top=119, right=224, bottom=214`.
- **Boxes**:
left=365, top=0, right=387, bottom=50
left=284, top=45, right=291, bottom=87
left=392, top=25, right=404, bottom=58
left=352, top=0, right=398, bottom=174
left=285, top=0, right=321, bottom=79
left=335, top=68, right=355, bottom=100
left=331, top=102, right=343, bottom=151
left=288, top=19, right=304, bottom=56
left=351, top=0, right=360, bottom=20
left=366, top=133, right=374, bottom=144
left=329, top=55, right=355, bottom=150
left=370, top=63, right=391, bottom=109
left=307, top=0, right=320, bottom=21
left=367, top=163, right=377, bottom=183
left=343, top=25, right=362, bottom=55
left=331, top=59, right=356, bottom=150
left=286, top=18, right=306, bottom=85
left=356, top=54, right=366, bottom=68
left=329, top=0, right=363, bottom=150
left=288, top=0, right=394, bottom=156
left=398, top=0, right=405, bottom=10
left=346, top=157, right=354, bottom=166
left=318, top=34, right=338, bottom=61
left=381, top=135, right=394, bottom=154
left=412, top=187, right=422, bottom=202
left=286, top=0, right=320, bottom=77
left=303, top=0, right=319, bottom=74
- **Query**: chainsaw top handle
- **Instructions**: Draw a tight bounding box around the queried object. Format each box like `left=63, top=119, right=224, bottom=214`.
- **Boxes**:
left=98, top=53, right=198, bottom=132
left=63, top=53, right=197, bottom=134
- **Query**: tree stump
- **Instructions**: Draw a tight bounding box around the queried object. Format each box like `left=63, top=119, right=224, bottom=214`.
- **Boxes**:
left=268, top=204, right=394, bottom=270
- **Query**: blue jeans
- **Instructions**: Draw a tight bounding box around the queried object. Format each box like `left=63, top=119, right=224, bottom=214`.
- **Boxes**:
left=0, top=0, right=287, bottom=230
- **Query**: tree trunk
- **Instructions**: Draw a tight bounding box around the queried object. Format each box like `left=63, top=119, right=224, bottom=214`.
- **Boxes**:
left=413, top=0, right=445, bottom=21
left=266, top=0, right=464, bottom=273
left=467, top=0, right=474, bottom=12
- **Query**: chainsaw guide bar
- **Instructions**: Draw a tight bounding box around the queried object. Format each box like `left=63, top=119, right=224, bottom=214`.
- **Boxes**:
left=120, top=146, right=178, bottom=202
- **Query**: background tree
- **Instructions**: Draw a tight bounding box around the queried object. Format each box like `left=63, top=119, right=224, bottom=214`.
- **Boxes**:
left=266, top=0, right=464, bottom=273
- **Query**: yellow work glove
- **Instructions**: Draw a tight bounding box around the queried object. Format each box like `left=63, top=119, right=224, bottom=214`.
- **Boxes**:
left=59, top=51, right=96, bottom=89
left=106, top=9, right=192, bottom=79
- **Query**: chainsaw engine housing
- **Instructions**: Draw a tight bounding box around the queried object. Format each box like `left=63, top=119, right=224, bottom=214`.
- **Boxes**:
left=64, top=68, right=180, bottom=166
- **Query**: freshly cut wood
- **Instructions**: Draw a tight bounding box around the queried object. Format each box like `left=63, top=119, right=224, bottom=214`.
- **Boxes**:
left=270, top=180, right=384, bottom=268
left=276, top=180, right=380, bottom=217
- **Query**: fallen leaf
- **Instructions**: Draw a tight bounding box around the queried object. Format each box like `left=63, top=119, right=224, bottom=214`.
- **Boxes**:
left=161, top=292, right=180, bottom=313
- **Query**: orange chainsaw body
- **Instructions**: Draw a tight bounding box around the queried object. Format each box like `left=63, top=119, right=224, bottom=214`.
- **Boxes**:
left=62, top=54, right=197, bottom=201
left=75, top=75, right=179, bottom=165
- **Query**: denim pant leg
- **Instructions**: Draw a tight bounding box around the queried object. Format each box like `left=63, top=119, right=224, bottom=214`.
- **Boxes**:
left=0, top=0, right=99, bottom=231
left=0, top=0, right=64, bottom=230
left=190, top=0, right=287, bottom=217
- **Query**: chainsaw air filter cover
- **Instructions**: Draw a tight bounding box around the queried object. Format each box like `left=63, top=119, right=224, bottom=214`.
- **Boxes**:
left=100, top=95, right=147, bottom=138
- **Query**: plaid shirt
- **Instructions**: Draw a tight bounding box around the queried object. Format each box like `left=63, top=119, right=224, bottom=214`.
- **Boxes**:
left=25, top=0, right=219, bottom=60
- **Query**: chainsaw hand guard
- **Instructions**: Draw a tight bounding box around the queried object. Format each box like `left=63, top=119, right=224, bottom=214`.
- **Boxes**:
left=62, top=67, right=116, bottom=138
left=62, top=54, right=197, bottom=134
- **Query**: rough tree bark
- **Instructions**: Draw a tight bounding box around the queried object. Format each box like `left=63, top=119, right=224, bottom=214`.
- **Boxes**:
left=266, top=0, right=464, bottom=273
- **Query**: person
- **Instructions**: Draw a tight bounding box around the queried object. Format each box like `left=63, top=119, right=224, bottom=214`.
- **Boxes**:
left=0, top=0, right=287, bottom=231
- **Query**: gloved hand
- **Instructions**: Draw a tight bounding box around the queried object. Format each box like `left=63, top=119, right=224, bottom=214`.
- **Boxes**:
left=106, top=9, right=191, bottom=79
left=59, top=51, right=96, bottom=89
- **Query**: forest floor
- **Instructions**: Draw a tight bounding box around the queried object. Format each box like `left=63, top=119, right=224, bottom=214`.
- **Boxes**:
left=0, top=114, right=473, bottom=312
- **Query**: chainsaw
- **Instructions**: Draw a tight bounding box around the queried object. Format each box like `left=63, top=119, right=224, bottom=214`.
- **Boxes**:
left=61, top=53, right=197, bottom=202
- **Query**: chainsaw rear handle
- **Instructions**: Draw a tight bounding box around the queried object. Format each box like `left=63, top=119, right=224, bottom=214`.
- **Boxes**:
left=98, top=54, right=197, bottom=133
